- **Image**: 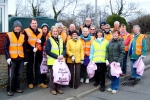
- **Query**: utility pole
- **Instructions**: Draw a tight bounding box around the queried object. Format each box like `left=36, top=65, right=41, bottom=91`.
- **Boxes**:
left=95, top=0, right=97, bottom=28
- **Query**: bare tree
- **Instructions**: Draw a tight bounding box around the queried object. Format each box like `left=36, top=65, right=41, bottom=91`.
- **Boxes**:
left=15, top=0, right=23, bottom=16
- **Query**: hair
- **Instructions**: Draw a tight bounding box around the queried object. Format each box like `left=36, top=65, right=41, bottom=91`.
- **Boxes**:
left=85, top=17, right=91, bottom=21
left=95, top=29, right=104, bottom=38
left=112, top=30, right=120, bottom=34
left=114, top=21, right=120, bottom=25
left=55, top=22, right=64, bottom=27
left=70, top=30, right=78, bottom=36
left=133, top=25, right=140, bottom=31
left=105, top=24, right=111, bottom=28
left=63, top=26, right=69, bottom=34
left=121, top=24, right=126, bottom=28
left=50, top=26, right=59, bottom=35
left=90, top=25, right=96, bottom=29
left=30, top=18, right=37, bottom=23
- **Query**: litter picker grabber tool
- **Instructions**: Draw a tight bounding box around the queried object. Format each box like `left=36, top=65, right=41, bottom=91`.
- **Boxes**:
left=73, top=61, right=76, bottom=89
left=9, top=62, right=12, bottom=93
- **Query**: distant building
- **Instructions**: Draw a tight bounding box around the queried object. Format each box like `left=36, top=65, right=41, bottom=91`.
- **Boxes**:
left=0, top=0, right=8, bottom=32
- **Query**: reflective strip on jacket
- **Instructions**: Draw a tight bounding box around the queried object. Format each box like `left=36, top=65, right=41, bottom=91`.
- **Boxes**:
left=47, top=37, right=63, bottom=65
left=25, top=28, right=42, bottom=50
left=7, top=32, right=24, bottom=58
left=92, top=39, right=108, bottom=63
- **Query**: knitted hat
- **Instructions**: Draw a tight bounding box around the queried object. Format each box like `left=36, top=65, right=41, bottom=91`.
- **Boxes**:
left=100, top=22, right=106, bottom=26
left=41, top=23, right=49, bottom=29
left=13, top=20, right=22, bottom=28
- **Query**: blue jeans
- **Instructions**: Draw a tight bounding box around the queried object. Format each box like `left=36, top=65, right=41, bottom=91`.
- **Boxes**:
left=110, top=76, right=120, bottom=90
left=122, top=51, right=128, bottom=74
left=130, top=59, right=141, bottom=79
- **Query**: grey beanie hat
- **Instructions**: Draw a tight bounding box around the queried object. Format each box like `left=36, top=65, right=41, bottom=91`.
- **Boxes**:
left=13, top=20, right=22, bottom=28
left=41, top=23, right=49, bottom=29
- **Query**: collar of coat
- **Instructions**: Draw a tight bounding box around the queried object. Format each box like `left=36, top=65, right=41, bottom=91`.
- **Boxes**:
left=80, top=34, right=91, bottom=41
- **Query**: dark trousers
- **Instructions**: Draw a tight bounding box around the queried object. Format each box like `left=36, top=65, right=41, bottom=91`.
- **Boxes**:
left=26, top=52, right=42, bottom=84
left=95, top=63, right=106, bottom=87
left=41, top=74, right=47, bottom=84
left=122, top=51, right=128, bottom=74
left=7, top=60, right=24, bottom=92
left=68, top=63, right=81, bottom=87
left=49, top=66, right=61, bottom=91
left=80, top=64, right=89, bottom=79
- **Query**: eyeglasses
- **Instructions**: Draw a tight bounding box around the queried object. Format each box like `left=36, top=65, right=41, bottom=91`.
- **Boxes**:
left=91, top=29, right=95, bottom=30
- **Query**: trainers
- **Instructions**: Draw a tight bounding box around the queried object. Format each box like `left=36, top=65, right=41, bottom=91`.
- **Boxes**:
left=51, top=90, right=57, bottom=95
left=107, top=88, right=112, bottom=92
left=28, top=84, right=34, bottom=89
left=112, top=90, right=118, bottom=94
left=57, top=90, right=63, bottom=94
left=37, top=83, right=48, bottom=88
left=85, top=79, right=89, bottom=84
left=80, top=78, right=84, bottom=83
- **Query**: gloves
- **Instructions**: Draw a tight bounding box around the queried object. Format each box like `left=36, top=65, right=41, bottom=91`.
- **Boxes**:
left=81, top=60, right=84, bottom=64
left=7, top=58, right=11, bottom=65
left=116, top=62, right=120, bottom=66
left=24, top=62, right=28, bottom=65
left=36, top=39, right=41, bottom=43
left=106, top=60, right=109, bottom=66
left=141, top=55, right=146, bottom=59
left=33, top=48, right=37, bottom=52
left=71, top=56, right=75, bottom=62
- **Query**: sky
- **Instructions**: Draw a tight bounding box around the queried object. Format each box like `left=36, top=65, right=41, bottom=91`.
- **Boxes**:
left=8, top=0, right=150, bottom=18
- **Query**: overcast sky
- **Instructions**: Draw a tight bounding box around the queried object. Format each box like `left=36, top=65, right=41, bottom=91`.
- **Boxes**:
left=8, top=0, right=150, bottom=17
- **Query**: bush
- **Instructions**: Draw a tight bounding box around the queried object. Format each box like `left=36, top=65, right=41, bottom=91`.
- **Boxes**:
left=106, top=14, right=128, bottom=28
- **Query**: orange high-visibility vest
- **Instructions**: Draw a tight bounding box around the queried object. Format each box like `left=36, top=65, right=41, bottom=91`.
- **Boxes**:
left=7, top=32, right=24, bottom=58
left=61, top=32, right=67, bottom=42
left=25, top=28, right=42, bottom=51
left=130, top=34, right=145, bottom=55
left=104, top=33, right=112, bottom=42
left=122, top=33, right=131, bottom=51
left=80, top=36, right=94, bottom=56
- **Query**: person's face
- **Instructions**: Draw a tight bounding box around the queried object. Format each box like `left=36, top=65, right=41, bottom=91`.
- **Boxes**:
left=114, top=23, right=119, bottom=28
left=70, top=25, right=75, bottom=31
left=58, top=26, right=63, bottom=33
left=63, top=27, right=67, bottom=33
left=97, top=32, right=103, bottom=38
left=105, top=26, right=110, bottom=32
left=120, top=26, right=126, bottom=32
left=85, top=20, right=91, bottom=26
left=30, top=20, right=38, bottom=30
left=52, top=28, right=59, bottom=37
left=90, top=27, right=96, bottom=34
left=14, top=26, right=21, bottom=33
left=113, top=31, right=119, bottom=39
left=42, top=26, right=48, bottom=34
left=82, top=28, right=89, bottom=36
left=101, top=24, right=105, bottom=30
left=72, top=33, right=78, bottom=39
left=133, top=28, right=139, bottom=35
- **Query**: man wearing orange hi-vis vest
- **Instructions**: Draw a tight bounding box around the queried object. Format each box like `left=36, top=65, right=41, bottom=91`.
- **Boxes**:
left=128, top=25, right=147, bottom=82
left=4, top=20, right=28, bottom=96
left=120, top=24, right=132, bottom=76
left=22, top=18, right=47, bottom=89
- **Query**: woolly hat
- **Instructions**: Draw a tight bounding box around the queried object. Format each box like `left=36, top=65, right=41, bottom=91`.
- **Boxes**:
left=41, top=23, right=49, bottom=29
left=100, top=22, right=106, bottom=26
left=13, top=20, right=22, bottom=28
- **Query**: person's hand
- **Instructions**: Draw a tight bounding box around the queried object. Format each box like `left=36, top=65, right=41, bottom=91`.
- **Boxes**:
left=33, top=48, right=37, bottom=52
left=106, top=60, right=109, bottom=66
left=141, top=55, right=146, bottom=59
left=71, top=56, right=75, bottom=62
left=36, top=39, right=41, bottom=43
left=116, top=62, right=120, bottom=66
left=7, top=58, right=11, bottom=65
left=24, top=62, right=28, bottom=65
left=58, top=55, right=63, bottom=60
left=81, top=60, right=84, bottom=64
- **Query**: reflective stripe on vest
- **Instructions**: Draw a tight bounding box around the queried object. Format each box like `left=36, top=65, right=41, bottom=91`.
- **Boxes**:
left=93, top=39, right=108, bottom=62
left=47, top=37, right=63, bottom=65
left=130, top=34, right=144, bottom=55
left=7, top=32, right=24, bottom=58
left=25, top=28, right=42, bottom=48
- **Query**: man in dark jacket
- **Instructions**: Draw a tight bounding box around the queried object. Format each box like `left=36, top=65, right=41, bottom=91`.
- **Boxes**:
left=4, top=20, right=28, bottom=96
left=79, top=18, right=91, bottom=36
left=22, top=18, right=47, bottom=89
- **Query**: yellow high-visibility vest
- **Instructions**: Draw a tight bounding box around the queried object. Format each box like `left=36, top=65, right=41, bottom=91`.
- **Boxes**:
left=47, top=37, right=63, bottom=65
left=93, top=39, right=108, bottom=63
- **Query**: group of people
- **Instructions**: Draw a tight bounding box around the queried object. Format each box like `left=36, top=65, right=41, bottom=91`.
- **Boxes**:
left=4, top=17, right=147, bottom=96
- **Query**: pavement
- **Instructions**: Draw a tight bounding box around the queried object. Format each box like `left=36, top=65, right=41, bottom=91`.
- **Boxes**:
left=81, top=69, right=150, bottom=100
left=0, top=52, right=150, bottom=100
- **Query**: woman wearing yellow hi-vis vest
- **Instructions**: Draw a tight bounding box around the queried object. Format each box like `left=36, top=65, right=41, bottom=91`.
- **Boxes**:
left=45, top=26, right=66, bottom=95
left=89, top=29, right=108, bottom=92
